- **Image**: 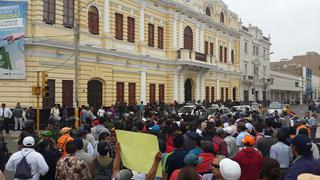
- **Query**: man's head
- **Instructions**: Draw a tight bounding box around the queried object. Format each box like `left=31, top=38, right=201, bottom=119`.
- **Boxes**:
left=17, top=103, right=20, bottom=107
left=60, top=127, right=71, bottom=135
left=212, top=155, right=225, bottom=178
left=23, top=136, right=35, bottom=148
left=173, top=132, right=184, bottom=149
left=99, top=132, right=111, bottom=142
left=292, top=135, right=312, bottom=156
left=219, top=158, right=241, bottom=180
left=277, top=130, right=288, bottom=143
left=97, top=141, right=109, bottom=156
left=66, top=141, right=77, bottom=155
left=41, top=130, right=53, bottom=141
left=74, top=137, right=83, bottom=150
left=1, top=103, right=5, bottom=108
left=184, top=153, right=202, bottom=167
left=242, top=135, right=255, bottom=147
left=264, top=128, right=273, bottom=136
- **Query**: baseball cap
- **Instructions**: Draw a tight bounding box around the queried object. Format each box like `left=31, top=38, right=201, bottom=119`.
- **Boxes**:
left=220, top=158, right=241, bottom=180
left=149, top=125, right=161, bottom=133
left=23, top=136, right=35, bottom=147
left=184, top=153, right=203, bottom=166
left=293, top=135, right=312, bottom=155
left=245, top=123, right=253, bottom=132
left=115, top=169, right=133, bottom=180
left=223, top=126, right=234, bottom=135
left=242, top=134, right=255, bottom=146
left=41, top=130, right=53, bottom=137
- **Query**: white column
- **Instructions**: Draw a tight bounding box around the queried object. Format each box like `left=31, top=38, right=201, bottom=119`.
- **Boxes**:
left=179, top=17, right=184, bottom=48
left=195, top=26, right=199, bottom=52
left=199, top=28, right=204, bottom=53
left=217, top=79, right=220, bottom=99
left=139, top=3, right=145, bottom=42
left=172, top=17, right=177, bottom=49
left=215, top=37, right=219, bottom=59
left=228, top=41, right=232, bottom=63
left=196, top=74, right=201, bottom=101
left=201, top=73, right=205, bottom=100
left=173, top=72, right=179, bottom=101
left=140, top=70, right=146, bottom=104
left=104, top=0, right=110, bottom=33
left=179, top=73, right=185, bottom=103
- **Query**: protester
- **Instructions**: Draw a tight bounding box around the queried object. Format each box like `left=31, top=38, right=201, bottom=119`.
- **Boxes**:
left=18, top=120, right=39, bottom=147
left=219, top=158, right=241, bottom=180
left=284, top=135, right=320, bottom=179
left=234, top=134, right=263, bottom=180
left=5, top=136, right=49, bottom=179
left=170, top=153, right=202, bottom=180
left=26, top=106, right=36, bottom=121
left=97, top=106, right=106, bottom=118
left=223, top=126, right=238, bottom=158
left=57, top=127, right=74, bottom=158
left=0, top=103, right=12, bottom=134
left=56, top=141, right=92, bottom=179
left=38, top=141, right=56, bottom=180
left=13, top=102, right=24, bottom=131
left=212, top=128, right=228, bottom=156
left=256, top=128, right=276, bottom=157
left=269, top=130, right=293, bottom=178
left=260, top=158, right=281, bottom=180
left=74, top=137, right=95, bottom=175
left=235, top=122, right=249, bottom=147
left=196, top=140, right=216, bottom=174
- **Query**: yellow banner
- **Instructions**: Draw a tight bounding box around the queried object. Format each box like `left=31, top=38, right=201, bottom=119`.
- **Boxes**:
left=116, top=130, right=162, bottom=177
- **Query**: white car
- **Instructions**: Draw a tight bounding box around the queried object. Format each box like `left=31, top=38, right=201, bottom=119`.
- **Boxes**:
left=178, top=104, right=206, bottom=117
left=268, top=102, right=283, bottom=115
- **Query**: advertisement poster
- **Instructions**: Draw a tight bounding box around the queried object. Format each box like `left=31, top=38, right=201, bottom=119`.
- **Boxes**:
left=0, top=0, right=27, bottom=79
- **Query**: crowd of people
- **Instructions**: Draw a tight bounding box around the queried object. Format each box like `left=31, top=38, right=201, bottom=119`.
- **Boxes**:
left=0, top=101, right=320, bottom=180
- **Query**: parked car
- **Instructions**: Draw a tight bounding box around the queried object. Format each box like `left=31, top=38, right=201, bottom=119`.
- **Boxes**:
left=268, top=102, right=283, bottom=115
left=178, top=104, right=206, bottom=117
left=251, top=102, right=261, bottom=112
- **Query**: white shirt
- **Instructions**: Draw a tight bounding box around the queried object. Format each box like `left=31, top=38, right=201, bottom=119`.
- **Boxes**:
left=0, top=107, right=12, bottom=118
left=5, top=148, right=49, bottom=180
left=97, top=109, right=105, bottom=117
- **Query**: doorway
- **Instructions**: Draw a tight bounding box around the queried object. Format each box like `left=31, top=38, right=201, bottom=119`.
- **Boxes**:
left=185, top=79, right=193, bottom=102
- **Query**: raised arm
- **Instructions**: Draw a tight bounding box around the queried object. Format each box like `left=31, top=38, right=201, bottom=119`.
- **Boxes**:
left=146, top=151, right=162, bottom=180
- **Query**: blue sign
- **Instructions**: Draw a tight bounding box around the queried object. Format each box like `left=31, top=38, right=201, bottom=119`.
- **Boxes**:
left=0, top=1, right=27, bottom=79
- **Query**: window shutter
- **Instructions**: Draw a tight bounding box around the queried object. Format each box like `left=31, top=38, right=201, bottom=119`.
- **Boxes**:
left=127, top=17, right=135, bottom=42
left=211, top=87, right=215, bottom=102
left=159, top=84, right=165, bottom=102
left=231, top=50, right=234, bottom=64
left=221, top=87, right=224, bottom=102
left=219, top=46, right=223, bottom=62
left=206, top=87, right=210, bottom=101
left=148, top=24, right=154, bottom=47
left=63, top=0, right=74, bottom=28
left=128, top=83, right=136, bottom=105
left=210, top=43, right=214, bottom=55
left=225, top=88, right=229, bottom=101
left=43, top=0, right=56, bottom=24
left=115, top=13, right=123, bottom=40
left=116, top=82, right=124, bottom=103
left=149, top=84, right=156, bottom=103
left=158, top=27, right=164, bottom=49
left=224, top=47, right=227, bottom=63
left=205, top=41, right=208, bottom=55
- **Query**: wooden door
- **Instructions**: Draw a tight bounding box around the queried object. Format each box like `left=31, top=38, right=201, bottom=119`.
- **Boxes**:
left=116, top=82, right=124, bottom=103
left=87, top=80, right=102, bottom=108
left=211, top=87, right=215, bottom=102
left=128, top=83, right=136, bottom=105
left=149, top=84, right=156, bottom=104
left=206, top=87, right=210, bottom=101
left=62, top=80, right=73, bottom=107
left=159, top=84, right=165, bottom=103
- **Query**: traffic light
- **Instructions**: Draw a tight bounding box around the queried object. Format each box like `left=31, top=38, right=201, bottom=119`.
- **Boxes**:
left=41, top=71, right=50, bottom=98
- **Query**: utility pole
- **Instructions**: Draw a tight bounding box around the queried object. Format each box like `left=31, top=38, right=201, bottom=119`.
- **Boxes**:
left=74, top=2, right=80, bottom=129
left=36, top=71, right=40, bottom=132
left=253, top=64, right=257, bottom=103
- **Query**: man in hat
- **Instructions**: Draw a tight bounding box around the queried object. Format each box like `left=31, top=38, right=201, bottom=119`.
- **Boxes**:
left=234, top=135, right=263, bottom=180
left=212, top=128, right=228, bottom=156
left=45, top=120, right=59, bottom=142
left=212, top=156, right=241, bottom=180
left=223, top=126, right=238, bottom=158
left=284, top=135, right=320, bottom=180
left=169, top=153, right=203, bottom=180
left=6, top=136, right=49, bottom=179
left=57, top=127, right=73, bottom=158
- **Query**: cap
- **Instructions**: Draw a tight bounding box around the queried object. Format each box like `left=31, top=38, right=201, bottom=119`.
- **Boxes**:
left=41, top=130, right=53, bottom=137
left=223, top=126, right=234, bottom=135
left=60, top=127, right=71, bottom=134
left=115, top=169, right=133, bottom=180
left=220, top=158, right=241, bottom=180
left=23, top=136, right=35, bottom=147
left=293, top=135, right=312, bottom=155
left=245, top=123, right=253, bottom=132
left=149, top=125, right=161, bottom=133
left=184, top=153, right=203, bottom=166
left=242, top=134, right=255, bottom=146
left=93, top=119, right=100, bottom=126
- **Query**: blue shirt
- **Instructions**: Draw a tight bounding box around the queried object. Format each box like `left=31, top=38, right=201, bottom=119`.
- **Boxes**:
left=236, top=131, right=249, bottom=147
left=284, top=155, right=320, bottom=180
left=270, top=141, right=293, bottom=168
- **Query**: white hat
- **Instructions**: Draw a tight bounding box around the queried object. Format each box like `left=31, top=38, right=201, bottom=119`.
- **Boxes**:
left=223, top=126, right=233, bottom=135
left=220, top=158, right=241, bottom=180
left=245, top=123, right=253, bottom=133
left=23, top=136, right=35, bottom=147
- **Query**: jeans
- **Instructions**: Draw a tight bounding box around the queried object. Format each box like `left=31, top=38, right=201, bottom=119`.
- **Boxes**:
left=14, top=117, right=24, bottom=130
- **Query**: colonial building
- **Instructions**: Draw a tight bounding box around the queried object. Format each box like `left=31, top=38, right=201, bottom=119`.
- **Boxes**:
left=0, top=0, right=241, bottom=109
left=239, top=23, right=271, bottom=104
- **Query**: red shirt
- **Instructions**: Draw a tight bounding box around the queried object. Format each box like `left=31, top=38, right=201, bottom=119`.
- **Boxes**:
left=170, top=169, right=202, bottom=180
left=197, top=152, right=215, bottom=174
left=234, top=147, right=263, bottom=180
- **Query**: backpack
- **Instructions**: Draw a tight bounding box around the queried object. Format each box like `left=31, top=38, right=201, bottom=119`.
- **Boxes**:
left=92, top=158, right=113, bottom=180
left=14, top=151, right=34, bottom=179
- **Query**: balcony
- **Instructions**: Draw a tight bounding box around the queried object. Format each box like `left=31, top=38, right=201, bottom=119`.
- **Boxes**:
left=242, top=75, right=254, bottom=83
left=177, top=49, right=216, bottom=69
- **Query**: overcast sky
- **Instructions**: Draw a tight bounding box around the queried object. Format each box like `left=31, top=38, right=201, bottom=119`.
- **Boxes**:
left=223, top=0, right=320, bottom=62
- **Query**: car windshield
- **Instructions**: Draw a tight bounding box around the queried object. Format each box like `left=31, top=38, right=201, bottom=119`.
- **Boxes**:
left=178, top=106, right=193, bottom=113
left=207, top=108, right=219, bottom=114
left=252, top=104, right=259, bottom=109
left=269, top=103, right=282, bottom=109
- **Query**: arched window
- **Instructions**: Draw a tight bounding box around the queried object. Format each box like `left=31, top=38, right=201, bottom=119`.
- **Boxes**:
left=205, top=7, right=211, bottom=17
left=231, top=50, right=235, bottom=64
left=184, top=26, right=193, bottom=50
left=220, top=12, right=225, bottom=23
left=88, top=6, right=99, bottom=35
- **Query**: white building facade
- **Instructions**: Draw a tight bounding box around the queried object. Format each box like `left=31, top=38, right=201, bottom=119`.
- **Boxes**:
left=239, top=23, right=272, bottom=104
left=270, top=71, right=303, bottom=105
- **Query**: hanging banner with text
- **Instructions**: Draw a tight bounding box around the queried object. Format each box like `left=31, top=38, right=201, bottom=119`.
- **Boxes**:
left=0, top=1, right=27, bottom=79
